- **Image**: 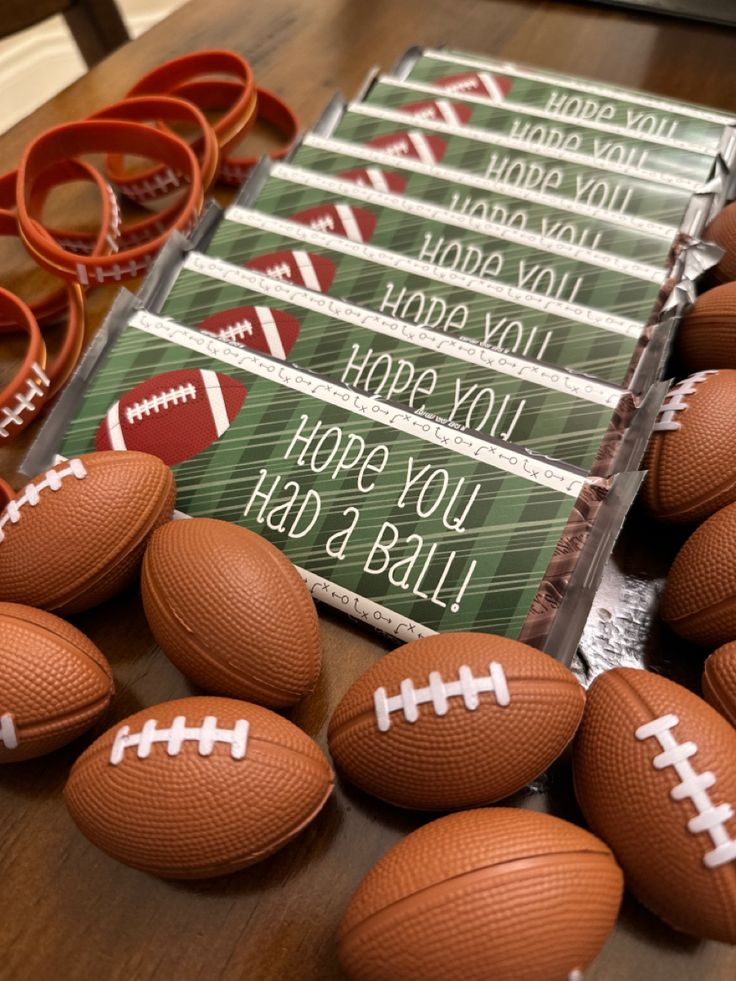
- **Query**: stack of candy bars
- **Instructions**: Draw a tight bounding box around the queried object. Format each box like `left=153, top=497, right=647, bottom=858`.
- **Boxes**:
left=27, top=46, right=736, bottom=663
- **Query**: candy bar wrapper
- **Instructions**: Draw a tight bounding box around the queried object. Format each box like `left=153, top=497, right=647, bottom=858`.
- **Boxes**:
left=25, top=298, right=641, bottom=663
left=394, top=47, right=736, bottom=162
left=201, top=203, right=675, bottom=393
left=328, top=104, right=721, bottom=234
left=293, top=130, right=687, bottom=274
left=359, top=73, right=724, bottom=189
left=245, top=160, right=667, bottom=327
left=139, top=243, right=663, bottom=477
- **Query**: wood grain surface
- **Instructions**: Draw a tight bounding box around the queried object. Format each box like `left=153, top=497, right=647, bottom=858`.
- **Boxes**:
left=1, top=1, right=735, bottom=978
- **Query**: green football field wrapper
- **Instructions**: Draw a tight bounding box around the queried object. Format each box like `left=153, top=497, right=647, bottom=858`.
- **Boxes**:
left=331, top=105, right=705, bottom=231
left=248, top=161, right=665, bottom=325
left=396, top=47, right=736, bottom=157
left=150, top=249, right=638, bottom=475
left=46, top=305, right=620, bottom=651
left=293, top=132, right=681, bottom=270
left=204, top=205, right=663, bottom=389
left=359, top=75, right=719, bottom=188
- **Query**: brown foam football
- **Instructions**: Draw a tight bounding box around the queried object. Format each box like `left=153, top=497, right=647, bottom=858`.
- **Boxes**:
left=676, top=283, right=736, bottom=372
left=703, top=641, right=736, bottom=726
left=141, top=518, right=321, bottom=707
left=574, top=667, right=736, bottom=943
left=641, top=370, right=736, bottom=523
left=0, top=451, right=175, bottom=614
left=64, top=695, right=334, bottom=878
left=328, top=632, right=584, bottom=810
left=703, top=202, right=736, bottom=285
left=661, top=502, right=736, bottom=646
left=338, top=808, right=623, bottom=981
left=0, top=602, right=114, bottom=762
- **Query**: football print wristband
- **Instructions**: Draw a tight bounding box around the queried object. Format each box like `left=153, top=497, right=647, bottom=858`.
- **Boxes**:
left=171, top=82, right=299, bottom=186
left=106, top=50, right=256, bottom=199
left=16, top=119, right=202, bottom=286
left=0, top=161, right=117, bottom=328
left=94, top=95, right=220, bottom=201
left=0, top=289, right=49, bottom=441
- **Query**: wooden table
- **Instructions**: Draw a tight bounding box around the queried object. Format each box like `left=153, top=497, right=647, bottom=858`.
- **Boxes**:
left=1, top=1, right=735, bottom=977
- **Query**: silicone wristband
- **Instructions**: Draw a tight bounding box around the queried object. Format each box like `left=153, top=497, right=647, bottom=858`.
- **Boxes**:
left=16, top=120, right=202, bottom=286
left=171, top=82, right=299, bottom=186
left=94, top=95, right=220, bottom=201
left=106, top=50, right=256, bottom=199
left=0, top=161, right=118, bottom=327
left=0, top=289, right=49, bottom=441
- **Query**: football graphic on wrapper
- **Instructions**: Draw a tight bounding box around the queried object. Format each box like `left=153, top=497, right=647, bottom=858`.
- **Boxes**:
left=95, top=368, right=246, bottom=467
left=675, top=282, right=736, bottom=372
left=365, top=129, right=448, bottom=164
left=338, top=168, right=408, bottom=194
left=0, top=451, right=174, bottom=614
left=702, top=642, right=736, bottom=727
left=338, top=808, right=623, bottom=981
left=197, top=305, right=301, bottom=359
left=244, top=250, right=337, bottom=292
left=641, top=370, right=736, bottom=523
left=288, top=203, right=377, bottom=243
left=141, top=518, right=321, bottom=707
left=398, top=98, right=474, bottom=126
left=661, top=501, right=736, bottom=647
left=64, top=696, right=334, bottom=878
left=574, top=667, right=736, bottom=943
left=328, top=632, right=584, bottom=810
left=0, top=603, right=114, bottom=762
left=434, top=69, right=513, bottom=102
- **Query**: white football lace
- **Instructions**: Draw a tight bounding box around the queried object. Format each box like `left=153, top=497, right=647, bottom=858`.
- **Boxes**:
left=308, top=214, right=336, bottom=233
left=0, top=713, right=18, bottom=750
left=374, top=662, right=510, bottom=732
left=125, top=383, right=197, bottom=424
left=636, top=713, right=736, bottom=869
left=0, top=459, right=87, bottom=543
left=110, top=715, right=250, bottom=764
left=0, top=363, right=50, bottom=439
left=652, top=370, right=717, bottom=433
left=263, top=261, right=293, bottom=280
left=218, top=320, right=255, bottom=344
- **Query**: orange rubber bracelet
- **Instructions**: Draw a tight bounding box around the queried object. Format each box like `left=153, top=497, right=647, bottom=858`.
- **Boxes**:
left=0, top=161, right=118, bottom=327
left=171, top=82, right=299, bottom=186
left=0, top=289, right=49, bottom=441
left=92, top=94, right=220, bottom=201
left=16, top=119, right=202, bottom=286
left=106, top=50, right=256, bottom=199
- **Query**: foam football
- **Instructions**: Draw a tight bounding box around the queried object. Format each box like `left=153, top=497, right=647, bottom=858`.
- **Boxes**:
left=328, top=631, right=584, bottom=810
left=0, top=451, right=174, bottom=614
left=642, top=370, right=736, bottom=523
left=702, top=642, right=736, bottom=727
left=95, top=368, right=246, bottom=466
left=288, top=203, right=377, bottom=243
left=338, top=808, right=622, bottom=981
left=198, top=305, right=301, bottom=358
left=675, top=282, right=736, bottom=372
left=0, top=602, right=114, bottom=762
left=141, top=517, right=321, bottom=707
left=64, top=695, right=334, bottom=878
left=244, top=249, right=337, bottom=292
left=661, top=501, right=736, bottom=647
left=574, top=667, right=736, bottom=942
